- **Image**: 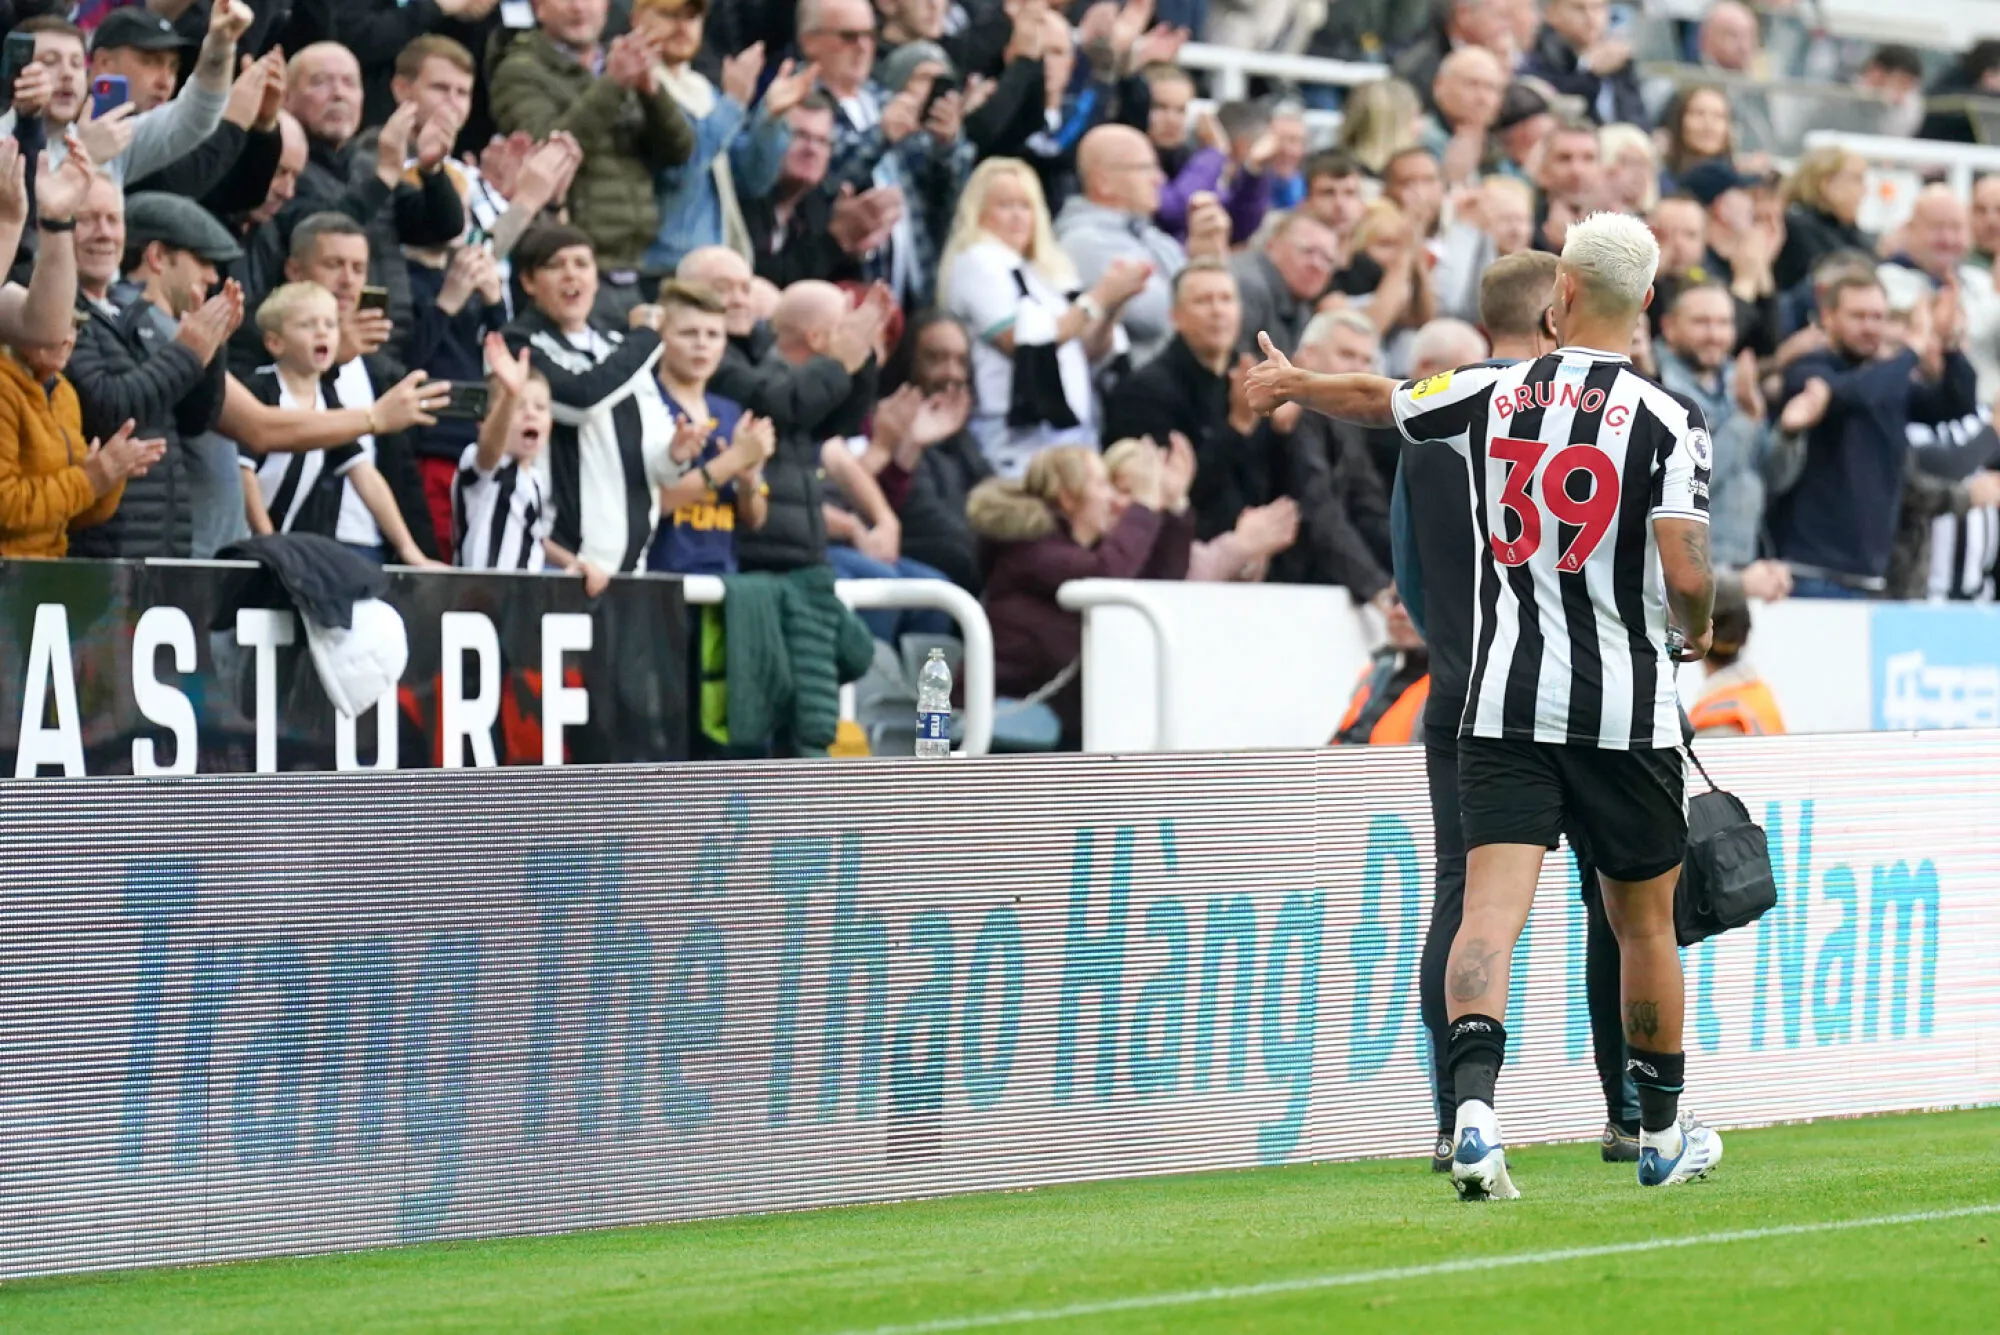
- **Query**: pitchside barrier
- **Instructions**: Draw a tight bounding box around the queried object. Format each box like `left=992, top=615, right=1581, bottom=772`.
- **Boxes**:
left=1069, top=579, right=2000, bottom=749
left=0, top=730, right=1991, bottom=1279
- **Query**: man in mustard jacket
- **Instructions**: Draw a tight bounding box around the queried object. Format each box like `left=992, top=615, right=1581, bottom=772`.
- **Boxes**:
left=0, top=317, right=165, bottom=557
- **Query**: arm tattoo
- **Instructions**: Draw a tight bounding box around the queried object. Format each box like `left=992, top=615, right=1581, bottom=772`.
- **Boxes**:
left=1678, top=526, right=1710, bottom=580
left=1624, top=1000, right=1661, bottom=1042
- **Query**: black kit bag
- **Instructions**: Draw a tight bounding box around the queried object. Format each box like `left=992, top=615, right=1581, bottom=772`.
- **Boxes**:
left=1673, top=744, right=1778, bottom=947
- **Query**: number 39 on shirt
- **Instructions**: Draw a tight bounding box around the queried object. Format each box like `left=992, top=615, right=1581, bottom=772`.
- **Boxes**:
left=1488, top=437, right=1621, bottom=573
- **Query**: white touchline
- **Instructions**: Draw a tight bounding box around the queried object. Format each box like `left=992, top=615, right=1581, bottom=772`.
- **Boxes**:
left=840, top=1203, right=2000, bottom=1335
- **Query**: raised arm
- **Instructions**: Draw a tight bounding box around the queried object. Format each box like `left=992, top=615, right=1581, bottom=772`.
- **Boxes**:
left=1242, top=331, right=1398, bottom=427
left=221, top=371, right=450, bottom=453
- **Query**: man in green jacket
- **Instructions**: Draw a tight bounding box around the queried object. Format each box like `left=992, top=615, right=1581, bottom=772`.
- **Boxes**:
left=491, top=0, right=694, bottom=319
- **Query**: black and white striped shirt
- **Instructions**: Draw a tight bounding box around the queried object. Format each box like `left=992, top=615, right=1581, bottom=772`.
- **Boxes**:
left=1910, top=407, right=2000, bottom=601
left=453, top=443, right=551, bottom=571
left=1391, top=348, right=1712, bottom=751
left=236, top=367, right=368, bottom=539
left=507, top=315, right=684, bottom=573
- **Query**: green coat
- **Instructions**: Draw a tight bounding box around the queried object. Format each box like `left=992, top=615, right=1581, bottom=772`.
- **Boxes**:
left=489, top=32, right=694, bottom=272
left=705, top=565, right=876, bottom=757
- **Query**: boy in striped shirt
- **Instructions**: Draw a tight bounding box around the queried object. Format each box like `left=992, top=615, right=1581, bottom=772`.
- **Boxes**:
left=238, top=283, right=440, bottom=567
left=454, top=333, right=611, bottom=594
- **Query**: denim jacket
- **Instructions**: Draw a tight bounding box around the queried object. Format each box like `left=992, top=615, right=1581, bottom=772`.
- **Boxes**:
left=645, top=86, right=791, bottom=273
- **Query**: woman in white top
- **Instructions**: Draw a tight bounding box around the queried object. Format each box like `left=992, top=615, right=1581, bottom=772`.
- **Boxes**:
left=939, top=157, right=1152, bottom=479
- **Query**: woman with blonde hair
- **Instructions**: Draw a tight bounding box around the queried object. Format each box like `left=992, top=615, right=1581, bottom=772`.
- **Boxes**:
left=1775, top=146, right=1872, bottom=290
left=970, top=439, right=1195, bottom=747
left=1337, top=78, right=1423, bottom=178
left=941, top=157, right=1151, bottom=478
left=1600, top=122, right=1660, bottom=216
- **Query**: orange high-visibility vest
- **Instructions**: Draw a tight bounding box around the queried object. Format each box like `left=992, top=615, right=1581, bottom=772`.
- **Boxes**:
left=1689, top=677, right=1786, bottom=737
left=1334, top=669, right=1431, bottom=746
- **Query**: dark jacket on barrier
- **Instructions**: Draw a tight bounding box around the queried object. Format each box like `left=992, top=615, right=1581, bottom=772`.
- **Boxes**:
left=714, top=563, right=875, bottom=756
left=218, top=532, right=388, bottom=631
left=971, top=482, right=1193, bottom=747
left=66, top=287, right=228, bottom=559
left=733, top=349, right=879, bottom=574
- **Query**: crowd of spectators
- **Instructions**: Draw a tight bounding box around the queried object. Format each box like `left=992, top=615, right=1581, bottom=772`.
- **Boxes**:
left=1, top=0, right=1998, bottom=751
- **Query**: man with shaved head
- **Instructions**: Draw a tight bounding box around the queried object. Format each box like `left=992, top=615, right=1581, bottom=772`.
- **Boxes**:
left=279, top=40, right=465, bottom=361
left=1396, top=0, right=1519, bottom=113
left=733, top=277, right=891, bottom=574
left=1406, top=318, right=1489, bottom=379
left=1423, top=46, right=1507, bottom=185
left=1697, top=1, right=1760, bottom=73
left=1055, top=123, right=1187, bottom=360
left=1882, top=184, right=2000, bottom=400
left=1693, top=1, right=1774, bottom=150
left=678, top=245, right=879, bottom=445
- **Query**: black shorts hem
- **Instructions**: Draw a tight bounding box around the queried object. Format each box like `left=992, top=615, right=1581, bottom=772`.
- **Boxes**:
left=1458, top=736, right=1686, bottom=881
left=1591, top=852, right=1685, bottom=885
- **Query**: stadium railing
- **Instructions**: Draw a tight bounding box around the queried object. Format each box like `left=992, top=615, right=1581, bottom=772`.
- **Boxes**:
left=1061, top=580, right=2000, bottom=750
left=1176, top=41, right=1385, bottom=102
left=1801, top=128, right=2000, bottom=196
left=683, top=574, right=997, bottom=758
left=1638, top=62, right=1892, bottom=154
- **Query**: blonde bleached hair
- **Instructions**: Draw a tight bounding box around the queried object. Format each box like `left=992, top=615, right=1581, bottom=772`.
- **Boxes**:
left=256, top=281, right=337, bottom=336
left=940, top=157, right=1078, bottom=296
left=1560, top=212, right=1660, bottom=314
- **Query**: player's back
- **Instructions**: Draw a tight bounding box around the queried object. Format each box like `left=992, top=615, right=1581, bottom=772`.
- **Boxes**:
left=1391, top=348, right=1711, bottom=751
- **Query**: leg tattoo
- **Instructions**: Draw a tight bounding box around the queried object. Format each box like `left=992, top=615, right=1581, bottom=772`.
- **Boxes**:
left=1449, top=937, right=1504, bottom=1003
left=1624, top=999, right=1661, bottom=1043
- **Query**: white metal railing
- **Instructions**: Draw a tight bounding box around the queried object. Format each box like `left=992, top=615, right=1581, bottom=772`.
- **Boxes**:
left=1801, top=130, right=2000, bottom=198
left=1187, top=97, right=1342, bottom=147
left=1056, top=579, right=1183, bottom=751
left=1176, top=41, right=1386, bottom=103
left=683, top=575, right=995, bottom=758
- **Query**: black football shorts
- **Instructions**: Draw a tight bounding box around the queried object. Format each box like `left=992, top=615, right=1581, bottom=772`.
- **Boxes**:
left=1457, top=736, right=1688, bottom=883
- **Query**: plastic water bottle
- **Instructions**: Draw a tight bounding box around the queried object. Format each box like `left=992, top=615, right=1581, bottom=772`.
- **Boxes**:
left=916, top=649, right=952, bottom=758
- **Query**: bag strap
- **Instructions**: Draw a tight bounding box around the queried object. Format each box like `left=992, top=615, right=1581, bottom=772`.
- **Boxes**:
left=1668, top=658, right=1720, bottom=795
left=1681, top=737, right=1721, bottom=795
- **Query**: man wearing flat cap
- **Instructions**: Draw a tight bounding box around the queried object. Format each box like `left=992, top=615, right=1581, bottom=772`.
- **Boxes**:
left=66, top=192, right=242, bottom=559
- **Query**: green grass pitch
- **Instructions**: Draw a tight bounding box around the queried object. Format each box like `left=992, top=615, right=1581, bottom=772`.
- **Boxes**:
left=8, top=1109, right=2000, bottom=1334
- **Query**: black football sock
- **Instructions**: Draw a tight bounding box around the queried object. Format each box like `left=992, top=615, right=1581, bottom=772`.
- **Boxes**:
left=1446, top=1013, right=1508, bottom=1110
left=1626, top=1047, right=1686, bottom=1134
